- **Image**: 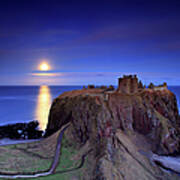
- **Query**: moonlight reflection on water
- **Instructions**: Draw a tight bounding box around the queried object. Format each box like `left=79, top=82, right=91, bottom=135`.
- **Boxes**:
left=36, top=85, right=52, bottom=131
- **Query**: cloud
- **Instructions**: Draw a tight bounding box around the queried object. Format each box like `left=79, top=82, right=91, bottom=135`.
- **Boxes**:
left=29, top=72, right=64, bottom=77
left=71, top=18, right=180, bottom=53
left=1, top=71, right=180, bottom=85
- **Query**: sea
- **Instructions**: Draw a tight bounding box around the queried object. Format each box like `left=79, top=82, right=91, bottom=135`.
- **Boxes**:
left=0, top=86, right=179, bottom=131
left=0, top=86, right=82, bottom=131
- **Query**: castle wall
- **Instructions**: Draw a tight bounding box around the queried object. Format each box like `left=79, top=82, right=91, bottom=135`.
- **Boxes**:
left=153, top=86, right=167, bottom=91
left=131, top=77, right=138, bottom=93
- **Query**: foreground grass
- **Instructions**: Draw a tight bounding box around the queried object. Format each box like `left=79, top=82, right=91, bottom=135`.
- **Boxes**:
left=0, top=129, right=87, bottom=180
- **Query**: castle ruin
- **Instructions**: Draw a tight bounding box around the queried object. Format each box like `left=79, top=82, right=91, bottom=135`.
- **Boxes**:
left=149, top=82, right=167, bottom=91
left=117, top=75, right=168, bottom=94
left=117, top=75, right=139, bottom=94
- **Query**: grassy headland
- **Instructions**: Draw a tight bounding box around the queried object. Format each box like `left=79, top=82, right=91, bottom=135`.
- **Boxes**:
left=0, top=128, right=87, bottom=180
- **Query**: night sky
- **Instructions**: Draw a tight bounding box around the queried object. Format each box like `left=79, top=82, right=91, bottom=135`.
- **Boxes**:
left=0, top=0, right=180, bottom=85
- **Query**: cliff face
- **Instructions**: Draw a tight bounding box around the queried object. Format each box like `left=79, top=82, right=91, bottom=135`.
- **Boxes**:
left=110, top=89, right=180, bottom=154
left=45, top=87, right=180, bottom=179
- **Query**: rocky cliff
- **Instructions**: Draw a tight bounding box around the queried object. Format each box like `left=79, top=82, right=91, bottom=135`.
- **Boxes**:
left=45, top=79, right=180, bottom=179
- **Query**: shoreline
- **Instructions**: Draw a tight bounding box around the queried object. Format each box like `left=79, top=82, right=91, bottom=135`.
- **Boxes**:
left=0, top=138, right=43, bottom=146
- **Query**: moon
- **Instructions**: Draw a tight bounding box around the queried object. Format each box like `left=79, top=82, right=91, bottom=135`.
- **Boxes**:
left=39, top=62, right=50, bottom=71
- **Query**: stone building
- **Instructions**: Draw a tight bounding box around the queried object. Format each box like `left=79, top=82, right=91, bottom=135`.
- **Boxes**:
left=117, top=75, right=138, bottom=94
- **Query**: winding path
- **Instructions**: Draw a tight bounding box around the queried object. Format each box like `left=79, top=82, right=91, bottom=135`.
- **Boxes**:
left=0, top=123, right=91, bottom=179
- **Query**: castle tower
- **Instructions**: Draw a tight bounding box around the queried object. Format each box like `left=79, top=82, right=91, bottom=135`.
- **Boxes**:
left=130, top=75, right=138, bottom=93
left=118, top=76, right=130, bottom=93
left=117, top=75, right=138, bottom=94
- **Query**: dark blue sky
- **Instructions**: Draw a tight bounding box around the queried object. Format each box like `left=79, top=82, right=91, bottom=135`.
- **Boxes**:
left=0, top=0, right=180, bottom=85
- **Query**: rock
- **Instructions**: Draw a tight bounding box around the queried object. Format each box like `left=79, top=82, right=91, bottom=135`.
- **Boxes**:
left=18, top=130, right=23, bottom=134
left=45, top=76, right=180, bottom=179
left=0, top=121, right=43, bottom=140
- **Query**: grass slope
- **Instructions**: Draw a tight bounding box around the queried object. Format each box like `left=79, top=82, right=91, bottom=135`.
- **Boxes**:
left=0, top=129, right=86, bottom=180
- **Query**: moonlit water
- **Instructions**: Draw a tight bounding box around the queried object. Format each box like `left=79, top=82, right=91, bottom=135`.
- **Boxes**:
left=35, top=86, right=52, bottom=130
left=0, top=86, right=82, bottom=131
